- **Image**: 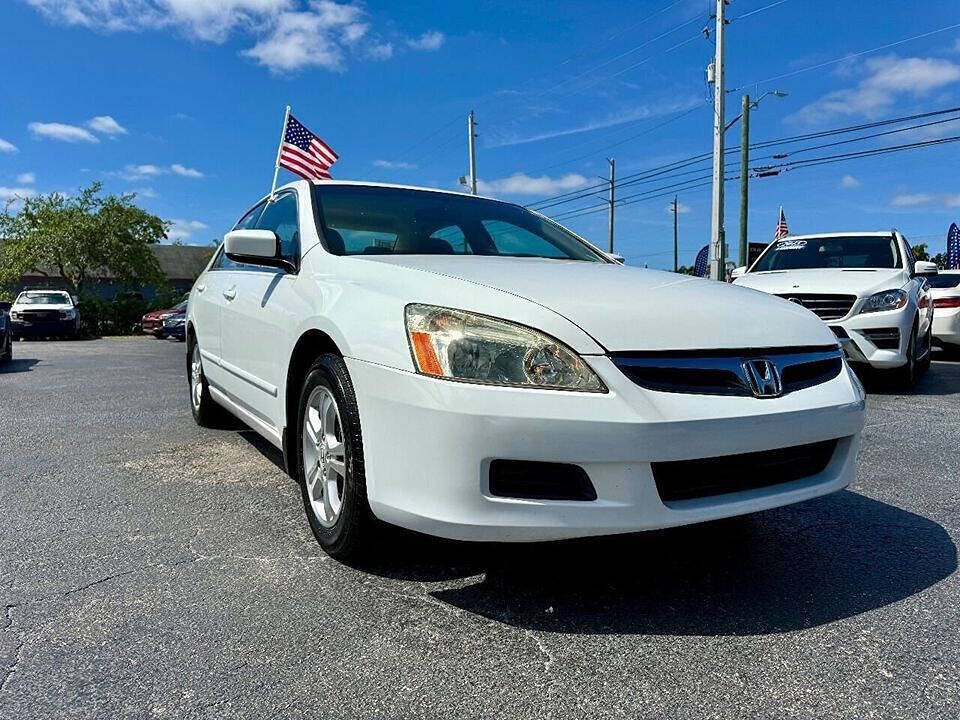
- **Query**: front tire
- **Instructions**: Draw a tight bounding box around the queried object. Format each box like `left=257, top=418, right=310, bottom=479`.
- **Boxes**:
left=890, top=322, right=918, bottom=389
left=296, top=354, right=375, bottom=561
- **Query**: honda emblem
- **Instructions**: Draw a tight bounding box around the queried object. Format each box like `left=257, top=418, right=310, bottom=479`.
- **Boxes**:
left=741, top=359, right=783, bottom=398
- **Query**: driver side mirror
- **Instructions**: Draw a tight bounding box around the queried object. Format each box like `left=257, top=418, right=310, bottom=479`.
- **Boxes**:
left=914, top=260, right=938, bottom=276
left=730, top=266, right=747, bottom=279
left=224, top=229, right=295, bottom=273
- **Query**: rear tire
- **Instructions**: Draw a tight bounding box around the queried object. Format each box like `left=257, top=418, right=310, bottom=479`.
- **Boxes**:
left=187, top=335, right=230, bottom=427
left=295, top=353, right=376, bottom=561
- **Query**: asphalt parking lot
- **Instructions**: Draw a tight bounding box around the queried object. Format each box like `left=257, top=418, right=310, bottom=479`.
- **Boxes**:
left=1, top=337, right=958, bottom=719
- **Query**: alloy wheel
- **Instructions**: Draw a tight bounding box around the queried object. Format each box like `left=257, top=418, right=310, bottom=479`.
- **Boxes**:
left=302, top=385, right=347, bottom=528
left=190, top=343, right=203, bottom=410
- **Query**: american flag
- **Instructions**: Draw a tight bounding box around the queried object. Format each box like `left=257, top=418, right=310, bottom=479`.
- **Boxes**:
left=774, top=206, right=789, bottom=240
left=947, top=222, right=960, bottom=270
left=278, top=114, right=338, bottom=181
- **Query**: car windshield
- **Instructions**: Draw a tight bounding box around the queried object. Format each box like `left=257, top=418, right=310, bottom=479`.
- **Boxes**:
left=17, top=292, right=71, bottom=305
left=926, top=273, right=960, bottom=289
left=172, top=300, right=188, bottom=311
left=312, top=185, right=605, bottom=262
left=751, top=236, right=901, bottom=272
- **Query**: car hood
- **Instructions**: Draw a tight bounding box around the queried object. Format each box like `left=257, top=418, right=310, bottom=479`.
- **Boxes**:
left=734, top=268, right=906, bottom=297
left=360, top=255, right=836, bottom=352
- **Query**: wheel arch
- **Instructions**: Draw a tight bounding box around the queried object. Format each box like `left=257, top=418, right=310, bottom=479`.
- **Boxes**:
left=282, top=328, right=344, bottom=476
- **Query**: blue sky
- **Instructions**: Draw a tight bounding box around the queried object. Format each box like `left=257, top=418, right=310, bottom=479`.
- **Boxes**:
left=1, top=0, right=960, bottom=268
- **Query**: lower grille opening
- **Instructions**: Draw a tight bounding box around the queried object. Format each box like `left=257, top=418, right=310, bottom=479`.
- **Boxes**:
left=861, top=328, right=900, bottom=350
left=489, top=460, right=596, bottom=501
left=651, top=439, right=839, bottom=503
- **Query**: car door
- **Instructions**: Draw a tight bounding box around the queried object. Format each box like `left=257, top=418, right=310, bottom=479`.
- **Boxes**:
left=219, top=190, right=302, bottom=434
left=193, top=202, right=266, bottom=391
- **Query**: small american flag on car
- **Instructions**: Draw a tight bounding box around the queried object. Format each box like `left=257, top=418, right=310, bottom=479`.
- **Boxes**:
left=278, top=113, right=338, bottom=181
left=774, top=206, right=789, bottom=240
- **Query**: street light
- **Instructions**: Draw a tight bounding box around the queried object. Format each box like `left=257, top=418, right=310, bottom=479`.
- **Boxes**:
left=726, top=90, right=788, bottom=268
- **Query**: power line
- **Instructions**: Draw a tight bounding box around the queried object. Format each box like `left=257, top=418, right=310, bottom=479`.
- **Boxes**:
left=729, top=0, right=791, bottom=22
left=525, top=106, right=960, bottom=209
left=730, top=21, right=960, bottom=92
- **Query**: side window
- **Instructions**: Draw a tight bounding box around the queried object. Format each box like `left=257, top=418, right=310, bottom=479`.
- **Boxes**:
left=257, top=193, right=300, bottom=262
left=212, top=202, right=267, bottom=270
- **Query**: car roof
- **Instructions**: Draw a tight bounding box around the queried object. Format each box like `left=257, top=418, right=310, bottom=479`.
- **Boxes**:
left=279, top=178, right=501, bottom=203
left=770, top=231, right=897, bottom=240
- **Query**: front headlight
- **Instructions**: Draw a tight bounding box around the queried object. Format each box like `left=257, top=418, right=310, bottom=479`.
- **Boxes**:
left=10, top=311, right=20, bottom=320
left=859, top=289, right=907, bottom=314
left=405, top=304, right=606, bottom=392
left=60, top=308, right=77, bottom=320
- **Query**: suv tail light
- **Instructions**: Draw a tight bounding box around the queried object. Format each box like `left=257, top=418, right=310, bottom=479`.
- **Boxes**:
left=933, top=297, right=960, bottom=309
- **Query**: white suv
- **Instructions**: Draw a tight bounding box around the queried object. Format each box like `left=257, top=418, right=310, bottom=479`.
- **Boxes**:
left=733, top=231, right=935, bottom=387
left=186, top=181, right=864, bottom=560
left=9, top=289, right=80, bottom=340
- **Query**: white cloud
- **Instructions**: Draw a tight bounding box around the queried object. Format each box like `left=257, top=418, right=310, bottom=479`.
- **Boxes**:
left=373, top=159, right=416, bottom=169
left=367, top=42, right=393, bottom=60
left=0, top=187, right=38, bottom=205
left=489, top=98, right=701, bottom=148
left=122, top=163, right=165, bottom=180
left=840, top=175, right=860, bottom=189
left=665, top=201, right=690, bottom=214
left=131, top=187, right=158, bottom=198
left=87, top=115, right=127, bottom=135
left=792, top=55, right=960, bottom=124
left=242, top=2, right=369, bottom=72
left=170, top=163, right=204, bottom=178
left=0, top=138, right=17, bottom=153
left=167, top=218, right=209, bottom=242
left=16, top=172, right=36, bottom=184
left=28, top=121, right=98, bottom=143
left=407, top=31, right=444, bottom=51
left=476, top=173, right=589, bottom=197
left=26, top=1, right=443, bottom=73
left=891, top=192, right=960, bottom=208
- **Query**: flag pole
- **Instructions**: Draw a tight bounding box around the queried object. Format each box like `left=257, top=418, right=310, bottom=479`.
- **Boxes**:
left=270, top=105, right=291, bottom=201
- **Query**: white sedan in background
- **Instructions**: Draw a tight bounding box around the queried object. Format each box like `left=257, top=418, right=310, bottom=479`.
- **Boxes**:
left=928, top=269, right=960, bottom=354
left=186, top=181, right=865, bottom=560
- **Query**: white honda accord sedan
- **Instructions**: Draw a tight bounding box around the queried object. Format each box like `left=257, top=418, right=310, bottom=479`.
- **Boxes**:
left=186, top=180, right=865, bottom=559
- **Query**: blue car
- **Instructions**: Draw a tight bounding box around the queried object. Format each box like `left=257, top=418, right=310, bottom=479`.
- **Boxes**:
left=159, top=313, right=186, bottom=341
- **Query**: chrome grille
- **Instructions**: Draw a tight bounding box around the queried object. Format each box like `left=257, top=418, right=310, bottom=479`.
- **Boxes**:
left=611, top=346, right=844, bottom=398
left=774, top=293, right=856, bottom=320
left=21, top=310, right=59, bottom=322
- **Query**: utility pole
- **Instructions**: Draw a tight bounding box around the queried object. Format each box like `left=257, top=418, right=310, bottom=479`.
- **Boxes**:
left=607, top=157, right=615, bottom=253
left=672, top=195, right=679, bottom=272
left=738, top=93, right=751, bottom=268
left=468, top=110, right=477, bottom=195
left=708, top=0, right=727, bottom=281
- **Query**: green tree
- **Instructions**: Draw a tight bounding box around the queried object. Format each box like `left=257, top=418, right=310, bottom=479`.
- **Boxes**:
left=912, top=243, right=930, bottom=261
left=0, top=182, right=169, bottom=296
left=932, top=252, right=948, bottom=269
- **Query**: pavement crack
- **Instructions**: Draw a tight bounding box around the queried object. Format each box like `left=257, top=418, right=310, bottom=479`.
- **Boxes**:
left=63, top=569, right=137, bottom=596
left=0, top=604, right=24, bottom=694
left=522, top=627, right=556, bottom=673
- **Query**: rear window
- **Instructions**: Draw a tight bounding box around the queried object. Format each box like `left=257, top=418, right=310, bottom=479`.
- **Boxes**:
left=926, top=273, right=960, bottom=289
left=751, top=236, right=901, bottom=272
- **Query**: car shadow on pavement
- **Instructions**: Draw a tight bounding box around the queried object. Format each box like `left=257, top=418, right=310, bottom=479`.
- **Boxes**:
left=862, top=358, right=960, bottom=397
left=0, top=358, right=40, bottom=374
left=360, top=490, right=956, bottom=636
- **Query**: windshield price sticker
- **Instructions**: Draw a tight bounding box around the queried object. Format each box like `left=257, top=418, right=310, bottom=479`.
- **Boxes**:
left=775, top=239, right=807, bottom=251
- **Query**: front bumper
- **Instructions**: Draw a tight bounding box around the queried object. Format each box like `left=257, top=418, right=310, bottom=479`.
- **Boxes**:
left=10, top=318, right=77, bottom=337
left=830, top=305, right=915, bottom=369
left=346, top=355, right=865, bottom=542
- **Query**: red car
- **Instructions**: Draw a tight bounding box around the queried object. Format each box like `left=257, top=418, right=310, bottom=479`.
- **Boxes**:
left=141, top=297, right=188, bottom=336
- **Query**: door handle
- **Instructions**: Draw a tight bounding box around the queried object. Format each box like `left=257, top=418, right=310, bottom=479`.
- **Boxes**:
left=222, top=286, right=237, bottom=301
left=196, top=283, right=206, bottom=293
